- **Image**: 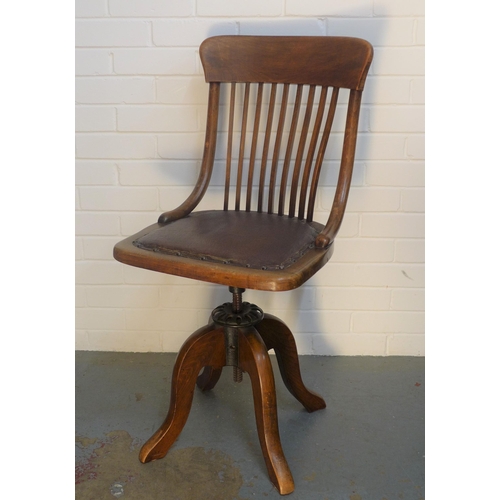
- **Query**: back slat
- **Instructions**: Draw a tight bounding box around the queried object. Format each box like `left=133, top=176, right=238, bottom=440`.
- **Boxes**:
left=224, top=82, right=236, bottom=211
left=268, top=83, right=289, bottom=214
left=235, top=82, right=250, bottom=211
left=298, top=86, right=328, bottom=220
left=307, top=87, right=339, bottom=222
left=288, top=85, right=316, bottom=218
left=278, top=84, right=303, bottom=216
left=246, top=83, right=263, bottom=212
left=257, top=83, right=277, bottom=213
left=217, top=79, right=365, bottom=224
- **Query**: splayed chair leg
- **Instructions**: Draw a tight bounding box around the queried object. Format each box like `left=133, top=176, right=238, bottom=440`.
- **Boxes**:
left=256, top=313, right=326, bottom=413
left=139, top=323, right=225, bottom=463
left=238, top=327, right=295, bottom=495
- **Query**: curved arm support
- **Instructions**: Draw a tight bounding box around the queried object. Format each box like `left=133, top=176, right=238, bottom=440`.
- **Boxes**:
left=158, top=83, right=220, bottom=224
left=315, top=90, right=362, bottom=248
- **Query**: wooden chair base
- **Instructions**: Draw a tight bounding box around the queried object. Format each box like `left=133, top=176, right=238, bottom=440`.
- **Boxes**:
left=139, top=293, right=326, bottom=495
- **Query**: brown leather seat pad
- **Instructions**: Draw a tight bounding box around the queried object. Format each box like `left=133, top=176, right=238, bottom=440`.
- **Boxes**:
left=133, top=211, right=322, bottom=270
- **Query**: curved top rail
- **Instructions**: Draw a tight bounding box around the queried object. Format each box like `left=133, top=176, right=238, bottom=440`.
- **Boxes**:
left=200, top=35, right=373, bottom=90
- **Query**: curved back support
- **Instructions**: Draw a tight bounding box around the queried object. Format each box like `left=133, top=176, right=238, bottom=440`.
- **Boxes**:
left=200, top=36, right=373, bottom=90
left=160, top=36, right=372, bottom=248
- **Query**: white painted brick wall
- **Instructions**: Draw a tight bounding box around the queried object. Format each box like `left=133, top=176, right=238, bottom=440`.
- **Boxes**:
left=76, top=0, right=425, bottom=356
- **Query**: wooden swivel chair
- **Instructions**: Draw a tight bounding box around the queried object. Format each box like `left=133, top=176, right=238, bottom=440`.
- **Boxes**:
left=114, top=35, right=373, bottom=495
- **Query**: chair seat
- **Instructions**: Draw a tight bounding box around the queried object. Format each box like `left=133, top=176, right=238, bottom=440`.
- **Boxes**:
left=114, top=210, right=333, bottom=291
left=135, top=210, right=321, bottom=270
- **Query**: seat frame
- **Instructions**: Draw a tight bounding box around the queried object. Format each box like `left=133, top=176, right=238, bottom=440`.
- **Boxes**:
left=113, top=35, right=373, bottom=495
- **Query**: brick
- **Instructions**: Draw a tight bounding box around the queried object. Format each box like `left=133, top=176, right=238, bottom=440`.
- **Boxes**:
left=119, top=213, right=161, bottom=236
left=309, top=263, right=424, bottom=288
left=161, top=331, right=201, bottom=352
left=118, top=160, right=198, bottom=186
left=109, top=0, right=194, bottom=17
left=415, top=19, right=424, bottom=45
left=387, top=334, right=424, bottom=356
left=312, top=333, right=387, bottom=356
left=316, top=287, right=391, bottom=310
left=153, top=19, right=237, bottom=47
left=156, top=77, right=208, bottom=104
left=353, top=311, right=424, bottom=333
left=76, top=106, right=115, bottom=132
left=240, top=19, right=325, bottom=36
left=406, top=134, right=424, bottom=159
left=113, top=48, right=197, bottom=75
left=263, top=310, right=351, bottom=334
left=411, top=78, right=425, bottom=104
left=374, top=0, right=425, bottom=16
left=76, top=0, right=107, bottom=18
left=355, top=133, right=407, bottom=160
left=291, top=334, right=314, bottom=355
left=76, top=213, right=120, bottom=235
left=76, top=238, right=84, bottom=260
left=83, top=237, right=122, bottom=260
left=86, top=286, right=160, bottom=307
left=79, top=186, right=158, bottom=211
left=391, top=289, right=424, bottom=311
left=117, top=106, right=199, bottom=132
left=76, top=77, right=155, bottom=103
left=361, top=213, right=424, bottom=238
left=76, top=20, right=151, bottom=47
left=394, top=239, right=425, bottom=263
left=157, top=132, right=205, bottom=159
left=363, top=77, right=411, bottom=104
left=197, top=0, right=283, bottom=17
left=330, top=239, right=395, bottom=263
left=76, top=308, right=126, bottom=330
left=401, top=188, right=424, bottom=212
left=76, top=49, right=112, bottom=75
left=327, top=18, right=414, bottom=46
left=87, top=331, right=162, bottom=352
left=320, top=187, right=401, bottom=212
left=76, top=261, right=123, bottom=284
left=76, top=331, right=89, bottom=350
left=286, top=0, right=372, bottom=16
left=160, top=285, right=228, bottom=309
left=76, top=161, right=118, bottom=185
left=159, top=186, right=222, bottom=212
left=370, top=106, right=424, bottom=133
left=365, top=161, right=424, bottom=187
left=76, top=134, right=156, bottom=159
left=76, top=286, right=86, bottom=307
left=126, top=309, right=200, bottom=332
left=371, top=48, right=425, bottom=76
left=312, top=212, right=359, bottom=238
left=158, top=186, right=194, bottom=212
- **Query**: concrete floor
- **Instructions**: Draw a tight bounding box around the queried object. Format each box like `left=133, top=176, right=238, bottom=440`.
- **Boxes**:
left=76, top=352, right=424, bottom=499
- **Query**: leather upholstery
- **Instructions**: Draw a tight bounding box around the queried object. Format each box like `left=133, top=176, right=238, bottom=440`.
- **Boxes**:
left=134, top=211, right=323, bottom=271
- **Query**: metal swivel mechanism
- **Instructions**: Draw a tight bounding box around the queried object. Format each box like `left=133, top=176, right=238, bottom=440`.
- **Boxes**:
left=211, top=287, right=264, bottom=382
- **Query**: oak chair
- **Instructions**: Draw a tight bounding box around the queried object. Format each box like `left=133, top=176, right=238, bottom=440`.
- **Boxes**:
left=114, top=35, right=373, bottom=495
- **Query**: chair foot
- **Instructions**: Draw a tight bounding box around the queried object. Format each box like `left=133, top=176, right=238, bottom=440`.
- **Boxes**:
left=256, top=313, right=326, bottom=413
left=139, top=323, right=225, bottom=463
left=239, top=327, right=295, bottom=495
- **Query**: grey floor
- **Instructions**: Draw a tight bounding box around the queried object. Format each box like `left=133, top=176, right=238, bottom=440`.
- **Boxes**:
left=76, top=352, right=424, bottom=500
